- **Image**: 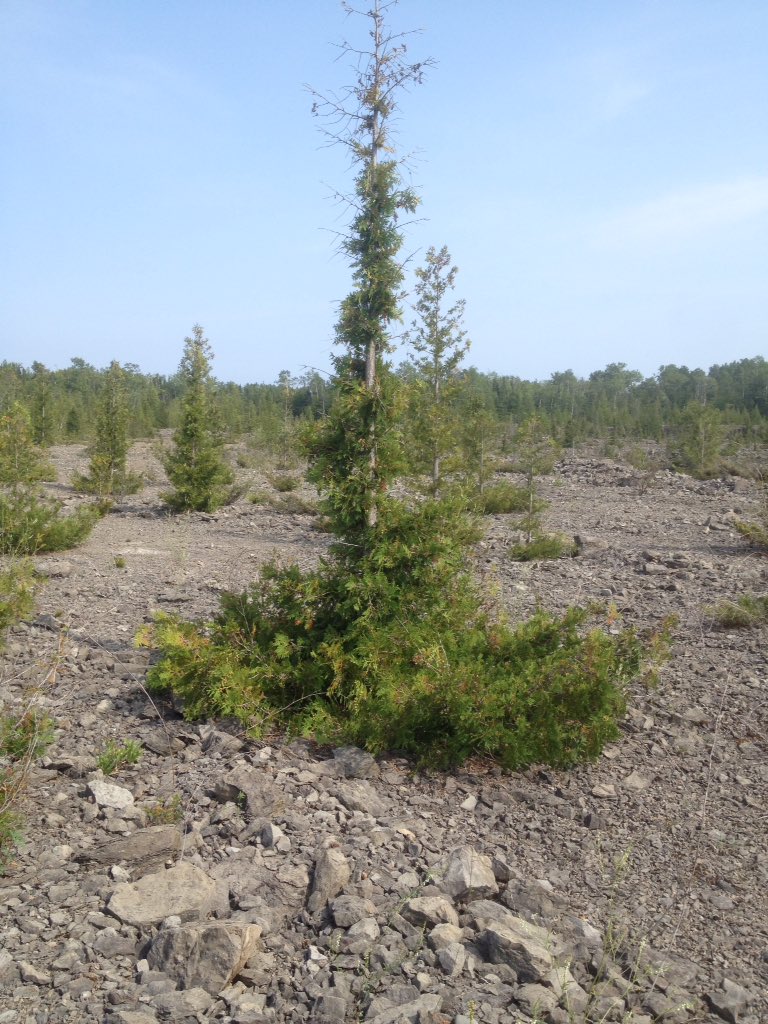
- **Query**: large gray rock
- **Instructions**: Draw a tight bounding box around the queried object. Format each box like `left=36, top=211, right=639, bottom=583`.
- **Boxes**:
left=307, top=839, right=350, bottom=916
left=366, top=994, right=442, bottom=1024
left=477, top=916, right=553, bottom=982
left=76, top=825, right=182, bottom=873
left=437, top=846, right=499, bottom=901
left=146, top=921, right=262, bottom=995
left=330, top=894, right=377, bottom=927
left=88, top=778, right=134, bottom=810
left=401, top=896, right=459, bottom=928
left=107, top=863, right=216, bottom=927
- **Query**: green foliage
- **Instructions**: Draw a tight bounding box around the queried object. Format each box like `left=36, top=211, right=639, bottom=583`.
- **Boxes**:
left=404, top=245, right=469, bottom=491
left=668, top=401, right=725, bottom=477
left=735, top=479, right=768, bottom=552
left=0, top=561, right=37, bottom=645
left=0, top=403, right=49, bottom=487
left=97, top=739, right=142, bottom=776
left=145, top=793, right=183, bottom=825
left=162, top=326, right=236, bottom=513
left=73, top=362, right=143, bottom=497
left=0, top=709, right=55, bottom=761
left=508, top=532, right=579, bottom=562
left=269, top=474, right=300, bottom=493
left=478, top=481, right=532, bottom=515
left=0, top=707, right=55, bottom=873
left=710, top=594, right=768, bottom=629
left=140, top=493, right=665, bottom=769
left=0, top=490, right=101, bottom=554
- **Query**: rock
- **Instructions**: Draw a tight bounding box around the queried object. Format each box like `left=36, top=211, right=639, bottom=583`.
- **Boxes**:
left=437, top=847, right=498, bottom=902
left=19, top=961, right=52, bottom=985
left=339, top=917, right=380, bottom=953
left=334, top=779, right=387, bottom=817
left=107, top=863, right=216, bottom=927
left=151, top=987, right=214, bottom=1016
left=437, top=942, right=465, bottom=977
left=366, top=994, right=442, bottom=1024
left=622, top=771, right=651, bottom=792
left=307, top=839, right=350, bottom=915
left=88, top=778, right=134, bottom=809
left=146, top=921, right=262, bottom=995
left=705, top=978, right=753, bottom=1023
left=330, top=894, right=377, bottom=927
left=401, top=896, right=460, bottom=929
left=311, top=993, right=349, bottom=1022
left=76, top=825, right=182, bottom=871
left=515, top=983, right=558, bottom=1017
left=427, top=923, right=464, bottom=951
left=477, top=917, right=553, bottom=982
left=332, top=745, right=378, bottom=778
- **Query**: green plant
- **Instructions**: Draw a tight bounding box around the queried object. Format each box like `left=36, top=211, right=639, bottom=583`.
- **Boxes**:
left=735, top=478, right=768, bottom=552
left=72, top=361, right=143, bottom=497
left=508, top=532, right=578, bottom=562
left=710, top=594, right=768, bottom=629
left=0, top=561, right=37, bottom=646
left=0, top=707, right=56, bottom=872
left=113, top=555, right=127, bottom=569
left=0, top=709, right=55, bottom=761
left=162, top=325, right=236, bottom=513
left=0, top=490, right=102, bottom=554
left=97, top=739, right=142, bottom=776
left=145, top=793, right=184, bottom=825
left=268, top=473, right=300, bottom=493
left=478, top=481, right=532, bottom=515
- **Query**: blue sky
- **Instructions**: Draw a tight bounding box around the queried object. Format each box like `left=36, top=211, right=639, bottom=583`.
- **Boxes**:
left=2, top=0, right=766, bottom=385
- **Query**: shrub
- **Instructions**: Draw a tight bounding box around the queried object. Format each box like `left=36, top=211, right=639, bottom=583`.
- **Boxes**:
left=477, top=482, right=531, bottom=515
left=97, top=739, right=142, bottom=776
left=139, top=496, right=667, bottom=770
left=0, top=491, right=102, bottom=555
left=0, top=562, right=37, bottom=646
left=735, top=479, right=768, bottom=552
left=711, top=594, right=768, bottom=629
left=268, top=474, right=300, bottom=493
left=508, top=532, right=579, bottom=562
left=0, top=709, right=55, bottom=761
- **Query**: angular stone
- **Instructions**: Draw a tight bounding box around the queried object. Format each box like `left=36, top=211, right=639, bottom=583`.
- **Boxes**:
left=478, top=917, right=553, bottom=982
left=437, top=846, right=498, bottom=902
left=330, top=894, right=377, bottom=928
left=437, top=942, right=465, bottom=977
left=340, top=917, right=380, bottom=954
left=366, top=994, right=442, bottom=1024
left=147, top=921, right=262, bottom=995
left=151, top=988, right=214, bottom=1016
left=705, top=978, right=752, bottom=1023
left=622, top=771, right=651, bottom=792
left=76, top=825, right=182, bottom=872
left=307, top=839, right=350, bottom=915
left=334, top=779, right=387, bottom=817
left=312, top=993, right=349, bottom=1023
left=107, top=863, right=216, bottom=927
left=428, top=923, right=464, bottom=952
left=401, top=896, right=459, bottom=929
left=515, top=983, right=558, bottom=1017
left=333, top=745, right=378, bottom=778
left=88, top=778, right=134, bottom=809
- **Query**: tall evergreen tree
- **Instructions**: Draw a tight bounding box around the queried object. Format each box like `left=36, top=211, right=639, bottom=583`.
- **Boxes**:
left=307, top=0, right=432, bottom=550
left=162, top=326, right=234, bottom=512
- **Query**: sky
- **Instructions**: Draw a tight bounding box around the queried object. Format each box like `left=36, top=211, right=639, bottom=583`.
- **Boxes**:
left=2, top=0, right=767, bottom=386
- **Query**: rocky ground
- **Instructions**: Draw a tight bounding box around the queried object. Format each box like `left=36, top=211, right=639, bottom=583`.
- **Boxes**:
left=0, top=442, right=766, bottom=1024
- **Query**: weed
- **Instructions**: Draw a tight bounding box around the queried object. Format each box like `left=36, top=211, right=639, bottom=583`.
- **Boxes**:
left=97, top=739, right=142, bottom=776
left=0, top=706, right=55, bottom=872
left=710, top=594, right=768, bottom=629
left=0, top=709, right=55, bottom=762
left=0, top=490, right=102, bottom=554
left=477, top=481, right=531, bottom=515
left=113, top=555, right=127, bottom=569
left=268, top=473, right=300, bottom=493
left=0, top=561, right=37, bottom=646
left=145, top=793, right=184, bottom=824
left=508, top=532, right=579, bottom=561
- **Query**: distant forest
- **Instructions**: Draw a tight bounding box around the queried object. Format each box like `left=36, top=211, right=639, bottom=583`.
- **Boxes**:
left=1, top=354, right=767, bottom=456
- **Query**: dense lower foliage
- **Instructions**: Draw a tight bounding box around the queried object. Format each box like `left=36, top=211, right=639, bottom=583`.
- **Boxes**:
left=139, top=495, right=670, bottom=768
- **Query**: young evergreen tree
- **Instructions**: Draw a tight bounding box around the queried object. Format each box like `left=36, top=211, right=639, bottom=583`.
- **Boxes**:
left=405, top=245, right=469, bottom=493
left=74, top=361, right=141, bottom=497
left=162, top=326, right=234, bottom=512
